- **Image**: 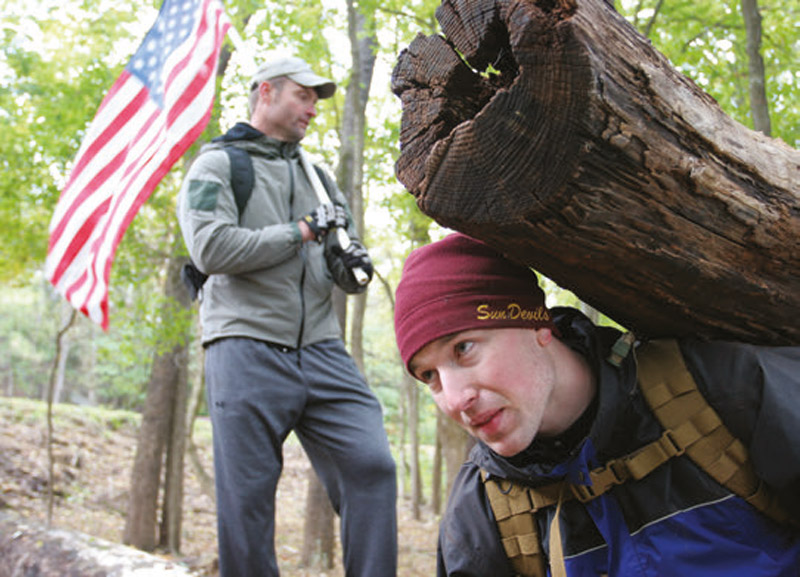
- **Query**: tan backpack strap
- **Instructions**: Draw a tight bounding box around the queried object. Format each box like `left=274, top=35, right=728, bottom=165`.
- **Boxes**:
left=481, top=339, right=792, bottom=575
left=483, top=473, right=549, bottom=577
left=636, top=339, right=790, bottom=525
left=547, top=484, right=569, bottom=577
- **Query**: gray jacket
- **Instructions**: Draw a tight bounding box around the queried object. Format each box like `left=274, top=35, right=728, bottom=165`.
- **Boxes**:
left=177, top=123, right=364, bottom=347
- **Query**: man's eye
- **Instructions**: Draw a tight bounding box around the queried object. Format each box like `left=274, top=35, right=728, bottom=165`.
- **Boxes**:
left=417, top=370, right=441, bottom=391
left=454, top=341, right=473, bottom=356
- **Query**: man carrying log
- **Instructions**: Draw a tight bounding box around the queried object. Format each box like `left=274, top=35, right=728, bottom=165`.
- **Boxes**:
left=393, top=232, right=800, bottom=576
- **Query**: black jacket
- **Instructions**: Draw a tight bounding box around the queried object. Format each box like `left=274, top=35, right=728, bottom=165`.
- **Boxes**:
left=438, top=307, right=800, bottom=576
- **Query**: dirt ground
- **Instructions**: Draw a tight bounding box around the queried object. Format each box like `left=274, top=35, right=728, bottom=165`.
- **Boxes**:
left=0, top=398, right=439, bottom=576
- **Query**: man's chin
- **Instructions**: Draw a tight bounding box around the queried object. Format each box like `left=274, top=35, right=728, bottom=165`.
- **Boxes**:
left=489, top=445, right=520, bottom=458
left=484, top=433, right=533, bottom=458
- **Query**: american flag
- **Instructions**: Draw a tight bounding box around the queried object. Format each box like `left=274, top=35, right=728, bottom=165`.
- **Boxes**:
left=45, top=0, right=230, bottom=330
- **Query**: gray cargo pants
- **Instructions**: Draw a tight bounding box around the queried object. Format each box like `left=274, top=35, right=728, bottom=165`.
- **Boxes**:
left=205, top=337, right=397, bottom=577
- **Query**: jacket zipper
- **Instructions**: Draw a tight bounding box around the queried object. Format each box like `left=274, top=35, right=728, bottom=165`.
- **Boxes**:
left=287, top=155, right=306, bottom=350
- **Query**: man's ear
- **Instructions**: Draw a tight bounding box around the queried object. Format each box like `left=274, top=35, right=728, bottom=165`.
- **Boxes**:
left=535, top=327, right=554, bottom=347
left=259, top=81, right=273, bottom=103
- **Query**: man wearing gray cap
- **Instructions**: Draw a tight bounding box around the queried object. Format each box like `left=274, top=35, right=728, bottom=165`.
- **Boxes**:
left=177, top=55, right=397, bottom=577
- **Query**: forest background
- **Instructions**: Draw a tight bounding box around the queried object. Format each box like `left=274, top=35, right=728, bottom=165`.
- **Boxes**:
left=0, top=0, right=797, bottom=573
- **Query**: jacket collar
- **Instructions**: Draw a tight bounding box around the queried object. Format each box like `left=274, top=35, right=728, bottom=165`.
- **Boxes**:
left=209, top=122, right=301, bottom=160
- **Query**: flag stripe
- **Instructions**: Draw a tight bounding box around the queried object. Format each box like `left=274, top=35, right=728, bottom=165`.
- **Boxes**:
left=48, top=92, right=162, bottom=285
left=45, top=0, right=230, bottom=329
left=84, top=34, right=227, bottom=325
left=47, top=78, right=155, bottom=268
left=65, top=103, right=167, bottom=309
left=49, top=79, right=148, bottom=232
left=54, top=102, right=162, bottom=292
left=61, top=86, right=148, bottom=202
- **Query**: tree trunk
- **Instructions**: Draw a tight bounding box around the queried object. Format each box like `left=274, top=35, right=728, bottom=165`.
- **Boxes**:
left=338, top=0, right=378, bottom=373
left=122, top=322, right=171, bottom=552
left=159, top=253, right=192, bottom=553
left=50, top=302, right=74, bottom=405
left=185, top=336, right=215, bottom=503
left=300, top=290, right=342, bottom=567
left=396, top=329, right=409, bottom=502
left=123, top=244, right=191, bottom=552
left=45, top=308, right=77, bottom=527
left=374, top=270, right=415, bottom=505
left=301, top=0, right=383, bottom=567
left=392, top=0, right=800, bottom=345
left=406, top=371, right=423, bottom=519
left=432, top=415, right=443, bottom=516
left=440, top=412, right=472, bottom=505
left=740, top=0, right=771, bottom=135
left=300, top=470, right=336, bottom=570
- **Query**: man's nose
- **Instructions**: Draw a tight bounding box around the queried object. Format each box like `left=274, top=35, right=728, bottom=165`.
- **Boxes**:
left=440, top=371, right=478, bottom=414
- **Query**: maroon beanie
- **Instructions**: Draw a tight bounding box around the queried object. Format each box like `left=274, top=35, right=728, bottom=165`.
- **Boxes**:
left=394, top=233, right=557, bottom=372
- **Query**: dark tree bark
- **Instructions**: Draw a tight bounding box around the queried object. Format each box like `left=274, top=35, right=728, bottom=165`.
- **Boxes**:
left=185, top=338, right=215, bottom=502
left=122, top=357, right=171, bottom=550
left=392, top=0, right=800, bottom=345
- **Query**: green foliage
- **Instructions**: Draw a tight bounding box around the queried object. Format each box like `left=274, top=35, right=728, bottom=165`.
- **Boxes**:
left=0, top=0, right=794, bottom=425
left=619, top=0, right=799, bottom=146
left=93, top=335, right=151, bottom=410
left=539, top=274, right=627, bottom=330
left=0, top=1, right=142, bottom=279
left=0, top=284, right=60, bottom=398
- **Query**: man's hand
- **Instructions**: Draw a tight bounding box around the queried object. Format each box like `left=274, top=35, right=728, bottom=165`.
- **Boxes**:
left=331, top=239, right=373, bottom=282
left=301, top=203, right=348, bottom=241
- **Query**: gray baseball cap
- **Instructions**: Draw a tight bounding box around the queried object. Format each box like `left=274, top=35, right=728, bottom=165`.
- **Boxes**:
left=250, top=56, right=336, bottom=99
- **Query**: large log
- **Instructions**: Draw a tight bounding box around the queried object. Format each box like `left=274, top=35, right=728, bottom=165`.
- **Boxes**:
left=0, top=512, right=195, bottom=577
left=391, top=0, right=800, bottom=345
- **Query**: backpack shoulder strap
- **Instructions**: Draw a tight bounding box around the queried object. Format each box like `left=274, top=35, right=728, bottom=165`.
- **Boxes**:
left=182, top=145, right=254, bottom=301
left=221, top=145, right=254, bottom=221
left=480, top=338, right=794, bottom=575
left=636, top=339, right=790, bottom=525
left=482, top=472, right=549, bottom=577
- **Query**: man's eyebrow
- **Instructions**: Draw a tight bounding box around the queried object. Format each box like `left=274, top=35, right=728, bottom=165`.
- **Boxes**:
left=408, top=334, right=460, bottom=376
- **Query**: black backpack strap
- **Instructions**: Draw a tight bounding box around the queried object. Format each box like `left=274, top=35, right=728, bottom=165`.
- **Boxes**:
left=182, top=145, right=254, bottom=301
left=636, top=339, right=793, bottom=526
left=223, top=145, right=255, bottom=221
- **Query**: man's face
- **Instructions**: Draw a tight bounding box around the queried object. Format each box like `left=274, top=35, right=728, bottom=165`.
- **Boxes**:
left=256, top=79, right=318, bottom=143
left=409, top=327, right=561, bottom=457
